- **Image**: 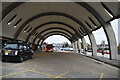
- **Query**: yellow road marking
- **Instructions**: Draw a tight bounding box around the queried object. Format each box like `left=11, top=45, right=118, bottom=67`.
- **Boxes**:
left=7, top=63, right=67, bottom=78
left=18, top=68, right=30, bottom=70
left=99, top=73, right=104, bottom=80
left=17, top=67, right=62, bottom=78
left=32, top=70, right=62, bottom=78
left=50, top=71, right=69, bottom=80
left=0, top=69, right=34, bottom=78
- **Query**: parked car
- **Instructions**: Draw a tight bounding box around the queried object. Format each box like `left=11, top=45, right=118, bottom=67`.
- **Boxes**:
left=87, top=50, right=92, bottom=52
left=64, top=48, right=70, bottom=51
left=104, top=50, right=110, bottom=54
left=2, top=41, right=34, bottom=62
left=60, top=48, right=64, bottom=51
left=69, top=48, right=73, bottom=51
left=118, top=50, right=120, bottom=54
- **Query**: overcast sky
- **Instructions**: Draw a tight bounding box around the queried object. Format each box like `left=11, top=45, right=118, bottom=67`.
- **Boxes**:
left=44, top=19, right=119, bottom=45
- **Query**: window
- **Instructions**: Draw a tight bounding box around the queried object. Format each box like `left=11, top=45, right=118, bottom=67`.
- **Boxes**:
left=19, top=45, right=23, bottom=49
left=4, top=44, right=18, bottom=49
left=85, top=21, right=93, bottom=30
left=27, top=27, right=32, bottom=33
left=24, top=25, right=30, bottom=32
left=7, top=14, right=17, bottom=25
left=34, top=32, right=38, bottom=36
left=88, top=17, right=97, bottom=28
left=14, top=18, right=22, bottom=28
left=32, top=31, right=37, bottom=36
left=78, top=29, right=83, bottom=36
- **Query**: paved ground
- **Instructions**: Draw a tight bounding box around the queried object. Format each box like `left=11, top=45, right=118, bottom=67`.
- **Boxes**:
left=1, top=52, right=119, bottom=79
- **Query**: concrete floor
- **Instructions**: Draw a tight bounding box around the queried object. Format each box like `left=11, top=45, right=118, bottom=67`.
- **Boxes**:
left=1, top=52, right=119, bottom=79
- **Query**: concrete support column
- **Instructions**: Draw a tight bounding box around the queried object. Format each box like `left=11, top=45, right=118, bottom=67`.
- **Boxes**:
left=81, top=37, right=87, bottom=51
left=88, top=33, right=97, bottom=56
left=75, top=41, right=79, bottom=53
left=77, top=40, right=81, bottom=53
left=103, top=23, right=118, bottom=60
left=72, top=42, right=75, bottom=51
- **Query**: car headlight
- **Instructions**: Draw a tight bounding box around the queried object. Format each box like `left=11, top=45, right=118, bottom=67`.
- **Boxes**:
left=31, top=50, right=33, bottom=53
left=15, top=51, right=18, bottom=55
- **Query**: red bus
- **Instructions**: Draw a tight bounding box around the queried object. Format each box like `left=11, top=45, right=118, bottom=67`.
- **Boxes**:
left=45, top=44, right=53, bottom=52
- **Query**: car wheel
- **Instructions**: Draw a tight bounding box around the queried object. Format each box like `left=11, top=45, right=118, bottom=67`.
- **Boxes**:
left=30, top=54, right=33, bottom=59
left=18, top=56, right=24, bottom=62
left=2, top=60, right=6, bottom=62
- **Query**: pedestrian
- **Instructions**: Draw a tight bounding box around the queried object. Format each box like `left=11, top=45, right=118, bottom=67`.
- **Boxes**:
left=84, top=48, right=87, bottom=55
left=102, top=50, right=104, bottom=57
left=78, top=49, right=80, bottom=53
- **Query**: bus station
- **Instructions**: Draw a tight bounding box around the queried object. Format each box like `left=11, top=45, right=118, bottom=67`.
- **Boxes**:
left=0, top=1, right=120, bottom=80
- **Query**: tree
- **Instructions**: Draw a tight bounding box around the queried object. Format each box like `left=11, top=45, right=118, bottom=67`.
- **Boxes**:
left=64, top=42, right=69, bottom=47
left=62, top=42, right=69, bottom=48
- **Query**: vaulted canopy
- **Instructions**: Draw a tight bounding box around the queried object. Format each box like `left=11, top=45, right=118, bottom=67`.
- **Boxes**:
left=2, top=2, right=119, bottom=45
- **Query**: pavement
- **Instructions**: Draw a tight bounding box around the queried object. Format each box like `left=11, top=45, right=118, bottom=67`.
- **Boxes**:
left=81, top=52, right=120, bottom=68
left=64, top=51, right=120, bottom=68
left=1, top=52, right=119, bottom=80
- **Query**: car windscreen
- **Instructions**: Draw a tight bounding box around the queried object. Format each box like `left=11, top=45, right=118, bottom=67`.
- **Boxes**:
left=4, top=44, right=18, bottom=49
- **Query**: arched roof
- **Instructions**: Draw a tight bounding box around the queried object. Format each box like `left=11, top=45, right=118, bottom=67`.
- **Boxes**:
left=2, top=2, right=120, bottom=45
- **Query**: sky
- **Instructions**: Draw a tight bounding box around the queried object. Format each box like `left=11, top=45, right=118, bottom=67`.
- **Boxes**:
left=44, top=35, right=71, bottom=44
left=84, top=19, right=118, bottom=45
left=44, top=19, right=119, bottom=45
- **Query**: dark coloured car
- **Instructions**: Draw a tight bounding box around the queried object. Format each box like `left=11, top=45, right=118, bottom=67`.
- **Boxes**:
left=87, top=50, right=92, bottom=52
left=2, top=42, right=34, bottom=62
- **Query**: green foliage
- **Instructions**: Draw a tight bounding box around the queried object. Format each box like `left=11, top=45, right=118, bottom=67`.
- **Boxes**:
left=62, top=42, right=69, bottom=48
left=104, top=48, right=109, bottom=50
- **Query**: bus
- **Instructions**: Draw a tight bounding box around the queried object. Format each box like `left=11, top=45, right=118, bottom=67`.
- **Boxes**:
left=45, top=44, right=53, bottom=52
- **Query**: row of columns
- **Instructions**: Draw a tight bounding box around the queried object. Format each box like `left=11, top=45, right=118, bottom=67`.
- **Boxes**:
left=72, top=38, right=87, bottom=54
left=72, top=23, right=118, bottom=60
